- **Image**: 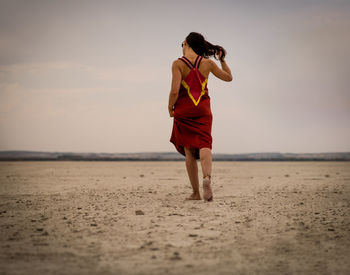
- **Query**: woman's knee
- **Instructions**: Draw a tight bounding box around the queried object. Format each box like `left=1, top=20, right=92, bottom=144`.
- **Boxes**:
left=185, top=147, right=196, bottom=160
left=199, top=148, right=212, bottom=160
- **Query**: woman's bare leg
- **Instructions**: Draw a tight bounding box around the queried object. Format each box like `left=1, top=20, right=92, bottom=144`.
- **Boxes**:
left=200, top=148, right=213, bottom=201
left=184, top=147, right=201, bottom=200
left=199, top=148, right=212, bottom=178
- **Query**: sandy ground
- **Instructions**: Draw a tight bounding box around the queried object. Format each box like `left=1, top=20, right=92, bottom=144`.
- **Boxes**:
left=0, top=161, right=349, bottom=275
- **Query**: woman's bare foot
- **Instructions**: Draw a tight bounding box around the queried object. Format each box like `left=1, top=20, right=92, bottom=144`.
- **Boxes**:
left=185, top=192, right=201, bottom=200
left=203, top=176, right=213, bottom=201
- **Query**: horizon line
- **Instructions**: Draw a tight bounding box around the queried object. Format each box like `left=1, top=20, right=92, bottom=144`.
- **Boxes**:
left=0, top=150, right=349, bottom=155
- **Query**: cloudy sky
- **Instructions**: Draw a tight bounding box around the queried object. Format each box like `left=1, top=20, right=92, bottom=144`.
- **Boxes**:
left=0, top=0, right=349, bottom=154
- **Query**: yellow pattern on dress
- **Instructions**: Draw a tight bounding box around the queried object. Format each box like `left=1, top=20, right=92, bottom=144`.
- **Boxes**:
left=181, top=78, right=208, bottom=106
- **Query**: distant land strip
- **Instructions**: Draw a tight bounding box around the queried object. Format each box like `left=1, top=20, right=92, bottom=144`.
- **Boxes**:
left=0, top=151, right=349, bottom=161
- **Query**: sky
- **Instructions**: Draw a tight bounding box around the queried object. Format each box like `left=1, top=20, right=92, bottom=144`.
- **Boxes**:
left=0, top=0, right=349, bottom=154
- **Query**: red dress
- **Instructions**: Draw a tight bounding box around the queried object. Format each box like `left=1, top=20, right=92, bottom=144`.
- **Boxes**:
left=170, top=55, right=213, bottom=160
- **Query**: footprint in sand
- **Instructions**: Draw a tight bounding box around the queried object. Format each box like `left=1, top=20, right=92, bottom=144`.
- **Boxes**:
left=170, top=251, right=182, bottom=260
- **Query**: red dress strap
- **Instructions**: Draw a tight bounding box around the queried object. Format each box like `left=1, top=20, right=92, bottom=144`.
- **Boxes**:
left=178, top=57, right=194, bottom=69
left=195, top=56, right=203, bottom=68
left=179, top=55, right=202, bottom=69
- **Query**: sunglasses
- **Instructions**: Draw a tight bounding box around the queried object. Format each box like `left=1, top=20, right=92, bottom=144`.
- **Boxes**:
left=181, top=41, right=184, bottom=47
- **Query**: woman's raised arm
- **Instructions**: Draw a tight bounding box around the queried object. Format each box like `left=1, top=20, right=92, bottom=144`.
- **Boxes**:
left=209, top=57, right=233, bottom=82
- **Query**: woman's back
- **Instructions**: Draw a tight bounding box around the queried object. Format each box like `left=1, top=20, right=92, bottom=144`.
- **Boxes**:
left=178, top=55, right=211, bottom=80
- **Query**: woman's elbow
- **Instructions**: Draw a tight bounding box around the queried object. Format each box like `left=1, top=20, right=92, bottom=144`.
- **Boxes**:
left=170, top=89, right=179, bottom=96
left=225, top=75, right=233, bottom=82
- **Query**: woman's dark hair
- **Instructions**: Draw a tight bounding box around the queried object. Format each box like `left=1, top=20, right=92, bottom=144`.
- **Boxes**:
left=185, top=32, right=226, bottom=61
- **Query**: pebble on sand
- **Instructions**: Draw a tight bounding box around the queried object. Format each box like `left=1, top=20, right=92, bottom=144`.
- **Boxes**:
left=135, top=210, right=145, bottom=215
left=170, top=251, right=182, bottom=260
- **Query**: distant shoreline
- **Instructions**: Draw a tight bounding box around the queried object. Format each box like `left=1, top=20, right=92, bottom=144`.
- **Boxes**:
left=0, top=159, right=349, bottom=161
left=0, top=150, right=349, bottom=161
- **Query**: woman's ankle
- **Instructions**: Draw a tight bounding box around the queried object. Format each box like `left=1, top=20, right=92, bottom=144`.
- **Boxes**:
left=203, top=175, right=211, bottom=180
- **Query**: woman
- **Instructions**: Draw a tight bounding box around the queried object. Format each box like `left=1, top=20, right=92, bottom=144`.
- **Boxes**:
left=168, top=32, right=233, bottom=201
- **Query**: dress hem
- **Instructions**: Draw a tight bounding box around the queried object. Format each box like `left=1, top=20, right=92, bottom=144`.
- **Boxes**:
left=170, top=139, right=212, bottom=160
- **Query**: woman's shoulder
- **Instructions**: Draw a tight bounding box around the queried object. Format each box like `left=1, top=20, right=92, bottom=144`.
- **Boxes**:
left=200, top=57, right=213, bottom=68
left=201, top=57, right=212, bottom=63
left=172, top=58, right=184, bottom=65
left=171, top=58, right=183, bottom=69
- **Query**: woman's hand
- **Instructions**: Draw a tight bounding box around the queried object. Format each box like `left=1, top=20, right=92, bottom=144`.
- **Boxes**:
left=216, top=50, right=224, bottom=61
left=168, top=108, right=174, bottom=117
